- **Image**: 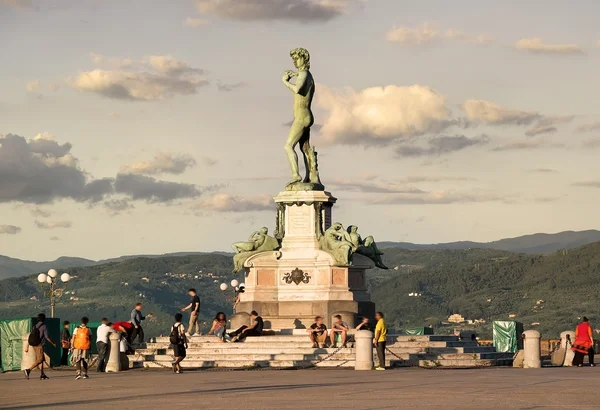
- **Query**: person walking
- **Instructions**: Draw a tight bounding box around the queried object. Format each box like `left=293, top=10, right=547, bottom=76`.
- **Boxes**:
left=181, top=289, right=201, bottom=337
left=24, top=313, right=56, bottom=380
left=130, top=303, right=152, bottom=344
left=60, top=321, right=71, bottom=366
left=170, top=313, right=188, bottom=374
left=71, top=317, right=92, bottom=379
left=572, top=316, right=595, bottom=367
left=96, top=318, right=116, bottom=372
left=373, top=312, right=388, bottom=371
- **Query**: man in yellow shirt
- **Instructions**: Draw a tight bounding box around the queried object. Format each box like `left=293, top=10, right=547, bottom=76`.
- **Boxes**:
left=373, top=311, right=388, bottom=370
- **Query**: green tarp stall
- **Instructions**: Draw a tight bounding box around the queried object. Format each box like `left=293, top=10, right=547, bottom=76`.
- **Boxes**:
left=404, top=327, right=434, bottom=336
left=493, top=320, right=524, bottom=353
left=0, top=317, right=61, bottom=372
left=68, top=321, right=102, bottom=354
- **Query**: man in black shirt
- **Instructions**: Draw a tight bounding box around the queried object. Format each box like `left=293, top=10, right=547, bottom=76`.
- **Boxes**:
left=181, top=288, right=201, bottom=336
left=308, top=316, right=328, bottom=348
left=230, top=311, right=263, bottom=342
left=355, top=317, right=374, bottom=332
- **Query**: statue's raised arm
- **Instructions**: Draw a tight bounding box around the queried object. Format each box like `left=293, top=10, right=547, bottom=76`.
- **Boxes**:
left=282, top=47, right=323, bottom=191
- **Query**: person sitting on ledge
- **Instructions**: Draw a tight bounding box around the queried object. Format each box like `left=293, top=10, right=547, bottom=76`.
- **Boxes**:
left=229, top=311, right=264, bottom=342
left=355, top=316, right=374, bottom=332
left=308, top=316, right=328, bottom=348
left=330, top=315, right=349, bottom=348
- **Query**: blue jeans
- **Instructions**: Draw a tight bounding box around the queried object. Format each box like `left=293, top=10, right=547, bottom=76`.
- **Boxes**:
left=215, top=327, right=226, bottom=340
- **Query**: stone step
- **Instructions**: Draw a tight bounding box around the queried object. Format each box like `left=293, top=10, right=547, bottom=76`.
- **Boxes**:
left=151, top=334, right=462, bottom=344
left=137, top=347, right=357, bottom=355
left=131, top=359, right=355, bottom=369
left=139, top=353, right=357, bottom=361
left=417, top=359, right=497, bottom=368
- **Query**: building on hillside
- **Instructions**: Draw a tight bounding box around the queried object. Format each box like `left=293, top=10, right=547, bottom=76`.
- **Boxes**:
left=448, top=314, right=465, bottom=323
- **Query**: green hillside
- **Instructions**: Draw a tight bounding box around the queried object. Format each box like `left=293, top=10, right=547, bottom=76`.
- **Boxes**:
left=1, top=244, right=599, bottom=339
left=0, top=254, right=235, bottom=336
left=372, top=243, right=600, bottom=338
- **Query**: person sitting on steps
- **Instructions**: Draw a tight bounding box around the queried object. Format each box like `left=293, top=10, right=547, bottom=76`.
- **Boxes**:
left=308, top=316, right=328, bottom=348
left=330, top=315, right=349, bottom=348
left=229, top=311, right=264, bottom=342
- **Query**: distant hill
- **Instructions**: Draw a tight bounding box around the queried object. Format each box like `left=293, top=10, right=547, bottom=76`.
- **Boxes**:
left=0, top=254, right=234, bottom=337
left=1, top=243, right=599, bottom=338
left=371, top=242, right=600, bottom=338
left=380, top=230, right=600, bottom=254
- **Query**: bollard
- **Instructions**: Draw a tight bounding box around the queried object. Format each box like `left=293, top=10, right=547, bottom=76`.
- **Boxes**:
left=522, top=330, right=541, bottom=368
left=354, top=330, right=374, bottom=370
left=105, top=332, right=121, bottom=372
left=560, top=331, right=576, bottom=366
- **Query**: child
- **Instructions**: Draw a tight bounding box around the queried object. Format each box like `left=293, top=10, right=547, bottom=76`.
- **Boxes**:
left=170, top=313, right=188, bottom=373
left=71, top=317, right=92, bottom=379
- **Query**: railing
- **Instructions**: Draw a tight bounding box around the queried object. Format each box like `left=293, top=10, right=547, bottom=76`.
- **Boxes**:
left=478, top=339, right=560, bottom=355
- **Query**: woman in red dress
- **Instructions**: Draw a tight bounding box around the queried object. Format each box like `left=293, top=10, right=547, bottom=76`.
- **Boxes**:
left=572, top=317, right=595, bottom=367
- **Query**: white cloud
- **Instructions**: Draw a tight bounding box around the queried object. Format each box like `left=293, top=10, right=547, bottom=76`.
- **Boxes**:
left=194, top=0, right=352, bottom=22
left=576, top=121, right=600, bottom=133
left=463, top=99, right=541, bottom=126
left=183, top=17, right=208, bottom=27
left=317, top=84, right=452, bottom=145
left=35, top=220, right=72, bottom=229
left=196, top=193, right=273, bottom=212
left=26, top=79, right=40, bottom=93
left=69, top=54, right=209, bottom=101
left=121, top=152, right=196, bottom=176
left=374, top=190, right=506, bottom=205
left=386, top=23, right=491, bottom=47
left=0, top=225, right=22, bottom=234
left=525, top=125, right=557, bottom=137
left=515, top=37, right=585, bottom=55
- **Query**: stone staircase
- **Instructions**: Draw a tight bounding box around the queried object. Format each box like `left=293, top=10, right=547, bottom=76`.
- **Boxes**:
left=128, top=332, right=513, bottom=369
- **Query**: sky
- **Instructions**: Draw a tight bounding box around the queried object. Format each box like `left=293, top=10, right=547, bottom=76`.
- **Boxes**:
left=1, top=0, right=600, bottom=261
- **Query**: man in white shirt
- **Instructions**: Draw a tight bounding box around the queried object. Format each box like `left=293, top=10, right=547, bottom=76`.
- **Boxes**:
left=96, top=318, right=116, bottom=372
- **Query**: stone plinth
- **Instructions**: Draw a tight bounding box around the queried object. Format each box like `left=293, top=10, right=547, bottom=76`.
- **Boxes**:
left=236, top=190, right=375, bottom=329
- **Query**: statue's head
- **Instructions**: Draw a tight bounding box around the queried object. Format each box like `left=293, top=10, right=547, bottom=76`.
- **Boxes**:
left=331, top=223, right=343, bottom=231
left=259, top=227, right=268, bottom=234
left=347, top=225, right=358, bottom=233
left=290, top=47, right=310, bottom=70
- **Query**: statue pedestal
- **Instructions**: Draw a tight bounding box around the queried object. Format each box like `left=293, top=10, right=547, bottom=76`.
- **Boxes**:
left=236, top=190, right=375, bottom=329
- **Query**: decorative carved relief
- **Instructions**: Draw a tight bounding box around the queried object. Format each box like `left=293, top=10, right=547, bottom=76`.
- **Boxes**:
left=283, top=268, right=311, bottom=285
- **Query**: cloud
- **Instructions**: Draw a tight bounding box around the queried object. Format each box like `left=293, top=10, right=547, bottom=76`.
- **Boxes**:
left=515, top=37, right=585, bottom=55
left=202, top=156, right=218, bottom=167
left=373, top=190, right=505, bottom=205
left=395, top=134, right=489, bottom=157
left=35, top=220, right=72, bottom=229
left=193, top=0, right=351, bottom=23
left=26, top=80, right=40, bottom=93
left=121, top=152, right=196, bottom=176
left=582, top=139, right=600, bottom=149
left=317, top=84, right=453, bottom=145
left=183, top=17, right=208, bottom=27
left=463, top=99, right=541, bottom=126
left=572, top=180, right=600, bottom=188
left=0, top=133, right=113, bottom=204
left=69, top=54, right=209, bottom=101
left=216, top=81, right=246, bottom=92
left=0, top=225, right=22, bottom=234
left=0, top=0, right=35, bottom=9
left=525, top=125, right=556, bottom=137
left=31, top=207, right=52, bottom=217
left=48, top=82, right=61, bottom=91
left=575, top=121, right=600, bottom=133
left=527, top=168, right=558, bottom=173
left=329, top=179, right=425, bottom=194
left=114, top=173, right=215, bottom=203
left=104, top=199, right=134, bottom=215
left=50, top=236, right=59, bottom=241
left=386, top=23, right=491, bottom=47
left=196, top=193, right=273, bottom=212
left=492, top=140, right=565, bottom=152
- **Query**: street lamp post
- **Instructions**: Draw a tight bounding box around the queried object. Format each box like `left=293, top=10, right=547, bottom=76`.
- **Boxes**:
left=37, top=269, right=71, bottom=318
left=219, top=279, right=245, bottom=313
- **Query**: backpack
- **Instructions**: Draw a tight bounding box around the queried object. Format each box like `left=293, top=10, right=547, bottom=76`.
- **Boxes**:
left=169, top=324, right=182, bottom=345
left=28, top=324, right=42, bottom=347
left=73, top=326, right=91, bottom=350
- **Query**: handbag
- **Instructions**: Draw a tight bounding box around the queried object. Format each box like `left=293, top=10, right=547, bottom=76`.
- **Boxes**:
left=61, top=340, right=70, bottom=349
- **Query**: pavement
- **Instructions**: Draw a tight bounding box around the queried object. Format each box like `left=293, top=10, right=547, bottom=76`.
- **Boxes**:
left=1, top=367, right=600, bottom=409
